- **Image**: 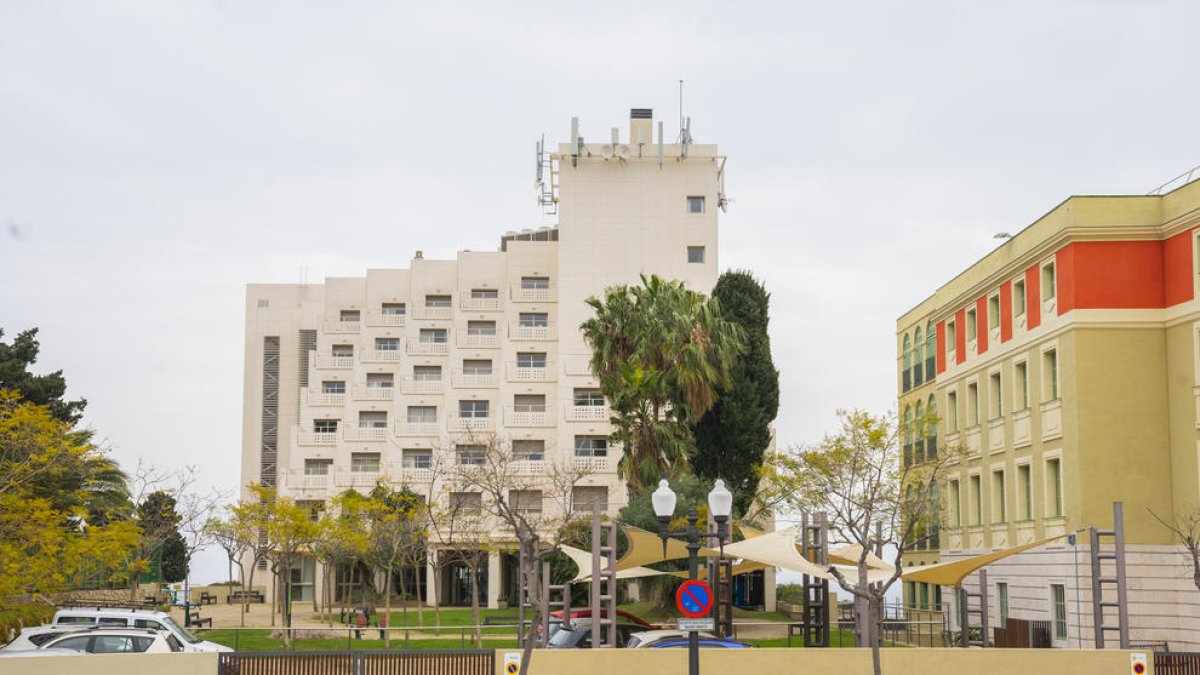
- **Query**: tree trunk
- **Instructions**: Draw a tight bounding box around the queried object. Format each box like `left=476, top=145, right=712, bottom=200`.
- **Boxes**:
left=517, top=544, right=540, bottom=675
left=244, top=561, right=256, bottom=629
left=432, top=563, right=442, bottom=630
left=398, top=564, right=409, bottom=626
left=384, top=564, right=393, bottom=649
left=870, top=593, right=883, bottom=675
left=415, top=564, right=425, bottom=628
left=312, top=559, right=320, bottom=613
left=469, top=559, right=482, bottom=649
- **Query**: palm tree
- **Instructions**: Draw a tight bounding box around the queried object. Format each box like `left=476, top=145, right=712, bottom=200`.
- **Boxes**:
left=581, top=275, right=743, bottom=492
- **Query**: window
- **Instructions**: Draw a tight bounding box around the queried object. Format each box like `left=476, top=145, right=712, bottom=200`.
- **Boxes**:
left=517, top=352, right=547, bottom=369
left=1047, top=457, right=1063, bottom=517
left=946, top=320, right=957, bottom=354
left=687, top=246, right=706, bottom=263
left=322, top=380, right=345, bottom=394
left=989, top=372, right=1002, bottom=419
left=449, top=491, right=482, bottom=514
left=367, top=373, right=394, bottom=388
left=967, top=382, right=979, bottom=426
left=966, top=308, right=978, bottom=341
left=519, top=313, right=549, bottom=327
left=919, top=583, right=929, bottom=610
left=1042, top=262, right=1057, bottom=301
left=575, top=435, right=608, bottom=457
left=314, top=419, right=339, bottom=433
left=459, top=400, right=489, bottom=418
left=992, top=470, right=1006, bottom=523
left=351, top=453, right=380, bottom=473
left=1051, top=584, right=1067, bottom=640
left=413, top=365, right=442, bottom=381
left=332, top=344, right=354, bottom=357
left=510, top=489, right=543, bottom=514
left=998, top=583, right=1009, bottom=624
left=574, top=388, right=605, bottom=406
left=1042, top=349, right=1059, bottom=401
left=463, top=359, right=493, bottom=374
left=902, top=334, right=912, bottom=392
left=471, top=288, right=498, bottom=299
left=573, top=486, right=609, bottom=513
left=947, top=391, right=959, bottom=432
left=521, top=276, right=550, bottom=290
left=514, top=394, right=546, bottom=412
left=419, top=328, right=448, bottom=344
left=51, top=636, right=93, bottom=652
left=467, top=320, right=496, bottom=335
left=402, top=449, right=432, bottom=469
left=1014, top=362, right=1029, bottom=410
left=949, top=479, right=961, bottom=526
left=456, top=445, right=485, bottom=466
left=305, top=459, right=332, bottom=476
left=687, top=196, right=705, bottom=213
left=381, top=302, right=406, bottom=316
left=913, top=327, right=924, bottom=385
left=1013, top=280, right=1026, bottom=317
left=375, top=337, right=399, bottom=351
left=425, top=294, right=451, bottom=308
left=513, top=440, right=545, bottom=462
left=1018, top=464, right=1032, bottom=520
left=988, top=295, right=1000, bottom=331
left=340, top=310, right=360, bottom=322
left=407, top=406, right=437, bottom=423
left=359, top=411, right=387, bottom=428
left=969, top=474, right=982, bottom=525
left=257, top=299, right=270, bottom=308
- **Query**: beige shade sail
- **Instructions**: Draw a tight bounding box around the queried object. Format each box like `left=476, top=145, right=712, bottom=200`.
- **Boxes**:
left=669, top=561, right=770, bottom=581
left=561, top=544, right=668, bottom=583
left=720, top=527, right=836, bottom=580
left=616, top=525, right=724, bottom=571
left=829, top=543, right=893, bottom=572
left=900, top=534, right=1068, bottom=586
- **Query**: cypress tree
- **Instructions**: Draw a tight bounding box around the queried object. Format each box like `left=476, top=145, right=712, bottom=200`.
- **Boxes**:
left=692, top=271, right=780, bottom=514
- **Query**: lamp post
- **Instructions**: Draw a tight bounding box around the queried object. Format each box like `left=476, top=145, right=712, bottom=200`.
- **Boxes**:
left=652, top=478, right=733, bottom=675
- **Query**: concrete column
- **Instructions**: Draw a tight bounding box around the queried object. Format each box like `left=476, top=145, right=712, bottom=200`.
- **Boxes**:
left=487, top=551, right=501, bottom=609
left=425, top=552, right=438, bottom=608
left=763, top=566, right=778, bottom=612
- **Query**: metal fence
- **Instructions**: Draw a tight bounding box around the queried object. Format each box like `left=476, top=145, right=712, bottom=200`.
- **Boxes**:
left=1156, top=653, right=1200, bottom=675
left=217, top=650, right=495, bottom=675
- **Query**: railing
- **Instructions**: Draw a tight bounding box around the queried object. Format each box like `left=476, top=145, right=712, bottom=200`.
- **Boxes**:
left=282, top=470, right=331, bottom=492
left=402, top=378, right=444, bottom=394
left=414, top=306, right=453, bottom=320
left=509, top=324, right=553, bottom=340
left=314, top=354, right=355, bottom=369
left=506, top=408, right=550, bottom=427
left=566, top=404, right=611, bottom=421
left=336, top=471, right=382, bottom=487
left=460, top=296, right=501, bottom=311
left=408, top=341, right=450, bottom=356
left=448, top=415, right=494, bottom=432
left=457, top=333, right=499, bottom=349
left=322, top=320, right=361, bottom=334
left=366, top=310, right=406, bottom=327
left=392, top=465, right=435, bottom=483
left=452, top=372, right=498, bottom=388
left=1153, top=652, right=1198, bottom=674
left=364, top=349, right=403, bottom=362
left=394, top=420, right=440, bottom=437
left=302, top=390, right=346, bottom=406
left=513, top=459, right=546, bottom=474
left=510, top=285, right=556, bottom=303
left=296, top=430, right=340, bottom=446
left=507, top=364, right=554, bottom=382
left=572, top=455, right=616, bottom=473
left=343, top=426, right=387, bottom=442
left=353, top=385, right=394, bottom=401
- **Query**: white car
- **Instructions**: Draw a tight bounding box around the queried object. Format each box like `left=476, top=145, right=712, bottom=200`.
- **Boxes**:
left=1, top=628, right=181, bottom=655
left=625, top=629, right=717, bottom=648
left=48, top=607, right=230, bottom=652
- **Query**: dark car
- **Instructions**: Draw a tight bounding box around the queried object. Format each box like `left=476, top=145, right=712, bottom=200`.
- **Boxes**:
left=546, top=619, right=645, bottom=649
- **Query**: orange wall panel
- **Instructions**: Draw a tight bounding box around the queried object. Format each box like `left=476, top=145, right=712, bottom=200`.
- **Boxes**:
left=936, top=320, right=947, bottom=374
left=999, top=281, right=1013, bottom=343
left=1061, top=241, right=1164, bottom=310
left=1164, top=227, right=1195, bottom=307
left=975, top=297, right=988, bottom=354
left=954, top=308, right=967, bottom=365
left=1025, top=265, right=1041, bottom=329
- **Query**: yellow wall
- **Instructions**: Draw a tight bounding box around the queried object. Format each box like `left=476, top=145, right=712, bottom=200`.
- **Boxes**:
left=498, top=647, right=1151, bottom=675
left=1165, top=321, right=1200, bottom=516
left=0, top=653, right=218, bottom=675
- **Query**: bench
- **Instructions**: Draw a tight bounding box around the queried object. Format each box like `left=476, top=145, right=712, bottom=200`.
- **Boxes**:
left=187, top=616, right=213, bottom=629
left=199, top=592, right=217, bottom=605
left=227, top=590, right=264, bottom=604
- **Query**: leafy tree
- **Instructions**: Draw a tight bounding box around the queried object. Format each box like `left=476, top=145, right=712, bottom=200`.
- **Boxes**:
left=0, top=328, right=86, bottom=425
left=309, top=491, right=370, bottom=627
left=581, top=274, right=744, bottom=491
left=159, top=531, right=188, bottom=583
left=365, top=484, right=426, bottom=647
left=137, top=491, right=186, bottom=585
left=692, top=271, right=779, bottom=514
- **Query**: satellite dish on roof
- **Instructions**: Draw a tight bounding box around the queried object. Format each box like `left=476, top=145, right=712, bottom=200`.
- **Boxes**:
left=617, top=144, right=631, bottom=160
left=600, top=144, right=614, bottom=159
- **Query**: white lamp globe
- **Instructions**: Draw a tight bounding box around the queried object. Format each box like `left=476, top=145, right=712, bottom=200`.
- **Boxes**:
left=651, top=479, right=677, bottom=519
left=708, top=479, right=733, bottom=520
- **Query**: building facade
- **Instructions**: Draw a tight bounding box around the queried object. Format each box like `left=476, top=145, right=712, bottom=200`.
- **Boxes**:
left=240, top=109, right=731, bottom=608
left=897, top=179, right=1200, bottom=648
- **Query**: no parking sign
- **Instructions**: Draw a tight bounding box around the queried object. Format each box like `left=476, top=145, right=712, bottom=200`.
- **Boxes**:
left=1130, top=653, right=1147, bottom=675
left=676, top=579, right=714, bottom=619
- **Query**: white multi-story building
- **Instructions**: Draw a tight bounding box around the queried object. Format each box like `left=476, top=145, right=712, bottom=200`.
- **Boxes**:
left=240, top=108, right=729, bottom=608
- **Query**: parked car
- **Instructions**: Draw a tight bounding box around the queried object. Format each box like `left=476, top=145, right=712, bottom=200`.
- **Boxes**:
left=1, top=628, right=182, bottom=655
left=0, top=648, right=83, bottom=659
left=48, top=607, right=230, bottom=652
left=546, top=619, right=646, bottom=649
left=543, top=608, right=655, bottom=641
left=626, top=629, right=748, bottom=649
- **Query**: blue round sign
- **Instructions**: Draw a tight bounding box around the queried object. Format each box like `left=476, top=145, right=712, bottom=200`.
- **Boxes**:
left=676, top=580, right=714, bottom=618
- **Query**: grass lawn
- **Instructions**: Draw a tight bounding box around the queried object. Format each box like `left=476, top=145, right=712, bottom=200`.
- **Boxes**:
left=746, top=629, right=860, bottom=648
left=202, top=628, right=518, bottom=652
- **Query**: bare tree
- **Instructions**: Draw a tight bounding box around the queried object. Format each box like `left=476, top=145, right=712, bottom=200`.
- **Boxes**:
left=175, top=485, right=231, bottom=605
left=1149, top=507, right=1200, bottom=592
left=204, top=513, right=255, bottom=627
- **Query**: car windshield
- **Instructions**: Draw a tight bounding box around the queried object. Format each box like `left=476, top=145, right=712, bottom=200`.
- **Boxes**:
left=547, top=626, right=579, bottom=648
left=161, top=616, right=200, bottom=643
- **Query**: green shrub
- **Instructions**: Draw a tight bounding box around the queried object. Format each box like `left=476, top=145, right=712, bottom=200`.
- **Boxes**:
left=776, top=584, right=806, bottom=604
left=0, top=604, right=55, bottom=645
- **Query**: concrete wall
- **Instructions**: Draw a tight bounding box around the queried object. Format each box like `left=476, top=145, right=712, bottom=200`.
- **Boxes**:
left=498, top=647, right=1152, bottom=675
left=0, top=653, right=218, bottom=675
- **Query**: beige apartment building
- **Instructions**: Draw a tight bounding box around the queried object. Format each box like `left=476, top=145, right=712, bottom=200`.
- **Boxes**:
left=240, top=109, right=738, bottom=608
left=897, top=177, right=1200, bottom=648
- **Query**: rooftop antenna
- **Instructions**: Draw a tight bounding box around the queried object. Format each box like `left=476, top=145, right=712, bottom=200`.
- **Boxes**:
left=677, top=79, right=684, bottom=142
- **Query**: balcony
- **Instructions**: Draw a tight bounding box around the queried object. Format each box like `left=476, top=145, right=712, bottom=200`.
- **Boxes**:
left=366, top=310, right=406, bottom=327
left=302, top=390, right=346, bottom=407
left=460, top=296, right=501, bottom=312
left=394, top=420, right=440, bottom=437
left=449, top=414, right=494, bottom=433
left=510, top=285, right=556, bottom=303
left=408, top=341, right=449, bottom=356
left=572, top=455, right=617, bottom=473
left=402, top=378, right=444, bottom=394
left=566, top=404, right=611, bottom=422
left=296, top=429, right=340, bottom=446
left=391, top=464, right=435, bottom=484
left=512, top=460, right=546, bottom=475
left=457, top=333, right=499, bottom=349
left=282, top=470, right=332, bottom=497
left=343, top=426, right=387, bottom=442
left=415, top=306, right=453, bottom=321
left=353, top=385, right=394, bottom=401
left=507, top=364, right=555, bottom=382
left=323, top=320, right=361, bottom=334
left=364, top=349, right=404, bottom=363
left=452, top=372, right=498, bottom=389
left=337, top=470, right=382, bottom=488
left=510, top=324, right=553, bottom=341
left=314, top=354, right=355, bottom=369
left=506, top=408, right=551, bottom=427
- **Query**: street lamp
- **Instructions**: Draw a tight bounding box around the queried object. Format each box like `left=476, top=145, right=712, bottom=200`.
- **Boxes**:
left=652, top=478, right=734, bottom=675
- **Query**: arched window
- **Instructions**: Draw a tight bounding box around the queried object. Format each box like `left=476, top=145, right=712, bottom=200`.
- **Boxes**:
left=903, top=405, right=914, bottom=466
left=925, top=321, right=936, bottom=376
left=914, top=400, right=925, bottom=462
left=913, top=327, right=924, bottom=386
left=928, top=483, right=941, bottom=551
left=927, top=394, right=938, bottom=460
left=902, top=334, right=912, bottom=391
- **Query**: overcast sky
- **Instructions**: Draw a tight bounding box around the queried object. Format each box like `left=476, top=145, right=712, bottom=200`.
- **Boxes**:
left=3, top=1, right=1198, bottom=582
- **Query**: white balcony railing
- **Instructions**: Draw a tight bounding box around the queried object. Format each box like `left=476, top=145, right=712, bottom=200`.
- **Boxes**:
left=566, top=404, right=611, bottom=422
left=322, top=320, right=362, bottom=334
left=337, top=470, right=382, bottom=487
left=452, top=372, right=499, bottom=388
left=506, top=408, right=551, bottom=427
left=402, top=378, right=444, bottom=394
left=314, top=354, right=355, bottom=369
left=366, top=311, right=406, bottom=327
left=408, top=341, right=450, bottom=356
left=510, top=286, right=556, bottom=303
left=343, top=426, right=387, bottom=442
left=449, top=415, right=495, bottom=432
left=460, top=297, right=501, bottom=311
left=512, top=460, right=546, bottom=475
left=415, top=306, right=453, bottom=320
left=509, top=324, right=554, bottom=340
left=507, top=364, right=554, bottom=382
left=391, top=465, right=435, bottom=483
left=394, top=421, right=440, bottom=437
left=302, top=390, right=346, bottom=407
left=457, top=333, right=500, bottom=349
left=353, top=385, right=395, bottom=401
left=364, top=349, right=404, bottom=363
left=572, top=455, right=617, bottom=473
left=296, top=430, right=340, bottom=446
left=281, top=470, right=332, bottom=496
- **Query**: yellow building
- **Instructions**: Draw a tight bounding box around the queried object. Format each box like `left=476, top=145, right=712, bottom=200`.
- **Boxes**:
left=897, top=177, right=1200, bottom=648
